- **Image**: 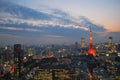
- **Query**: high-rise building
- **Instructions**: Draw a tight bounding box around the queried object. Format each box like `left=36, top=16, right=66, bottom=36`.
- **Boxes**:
left=117, top=44, right=120, bottom=51
left=28, top=48, right=34, bottom=57
left=108, top=37, right=113, bottom=47
left=87, top=27, right=96, bottom=56
left=111, top=45, right=117, bottom=52
left=14, top=44, right=23, bottom=78
left=75, top=41, right=79, bottom=49
left=80, top=38, right=86, bottom=48
left=3, top=46, right=10, bottom=62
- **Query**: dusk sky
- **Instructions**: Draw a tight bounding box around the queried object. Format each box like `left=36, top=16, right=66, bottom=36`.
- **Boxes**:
left=0, top=0, right=120, bottom=45
left=10, top=0, right=120, bottom=32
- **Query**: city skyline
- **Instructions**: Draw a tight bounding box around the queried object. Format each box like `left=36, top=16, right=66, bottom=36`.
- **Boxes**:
left=0, top=1, right=120, bottom=79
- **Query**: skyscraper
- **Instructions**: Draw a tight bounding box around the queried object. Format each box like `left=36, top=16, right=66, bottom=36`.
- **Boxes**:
left=75, top=41, right=79, bottom=49
left=108, top=37, right=113, bottom=47
left=28, top=48, right=34, bottom=57
left=80, top=37, right=86, bottom=48
left=87, top=27, right=96, bottom=56
left=14, top=44, right=23, bottom=78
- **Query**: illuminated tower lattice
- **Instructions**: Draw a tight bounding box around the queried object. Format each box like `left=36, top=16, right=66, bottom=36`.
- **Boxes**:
left=87, top=27, right=96, bottom=56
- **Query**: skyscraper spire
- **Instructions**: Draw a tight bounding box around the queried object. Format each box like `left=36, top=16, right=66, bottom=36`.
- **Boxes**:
left=88, top=27, right=96, bottom=56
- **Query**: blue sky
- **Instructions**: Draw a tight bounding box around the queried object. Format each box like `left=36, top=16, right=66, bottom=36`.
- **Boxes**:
left=10, top=0, right=120, bottom=32
left=0, top=0, right=120, bottom=45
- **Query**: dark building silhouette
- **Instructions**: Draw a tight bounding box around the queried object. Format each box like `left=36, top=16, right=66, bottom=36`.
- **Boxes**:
left=14, top=44, right=23, bottom=78
left=117, top=44, right=120, bottom=51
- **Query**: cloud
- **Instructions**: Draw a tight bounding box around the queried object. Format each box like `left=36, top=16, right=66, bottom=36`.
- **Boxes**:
left=0, top=17, right=89, bottom=31
left=44, top=34, right=64, bottom=38
left=0, top=26, right=41, bottom=32
left=95, top=31, right=109, bottom=37
left=0, top=33, right=20, bottom=38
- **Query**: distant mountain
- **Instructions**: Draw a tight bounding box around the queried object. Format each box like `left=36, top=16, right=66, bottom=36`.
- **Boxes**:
left=0, top=0, right=113, bottom=44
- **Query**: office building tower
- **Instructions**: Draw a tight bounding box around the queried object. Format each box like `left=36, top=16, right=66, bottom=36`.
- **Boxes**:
left=75, top=41, right=79, bottom=49
left=14, top=44, right=23, bottom=78
left=80, top=38, right=86, bottom=48
left=108, top=37, right=113, bottom=47
left=28, top=48, right=34, bottom=57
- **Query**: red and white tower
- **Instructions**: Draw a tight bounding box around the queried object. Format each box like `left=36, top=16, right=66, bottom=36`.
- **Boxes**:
left=87, top=27, right=96, bottom=56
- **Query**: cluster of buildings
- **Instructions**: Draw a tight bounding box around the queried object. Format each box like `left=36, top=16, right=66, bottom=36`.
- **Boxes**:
left=0, top=28, right=120, bottom=80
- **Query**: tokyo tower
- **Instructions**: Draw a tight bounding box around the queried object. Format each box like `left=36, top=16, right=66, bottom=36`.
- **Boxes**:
left=87, top=27, right=96, bottom=56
